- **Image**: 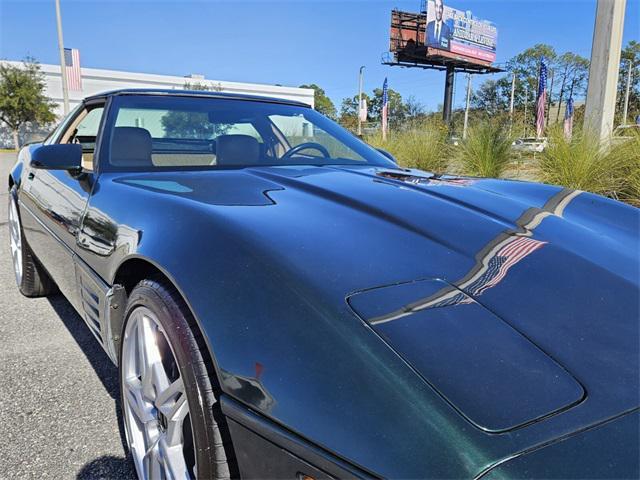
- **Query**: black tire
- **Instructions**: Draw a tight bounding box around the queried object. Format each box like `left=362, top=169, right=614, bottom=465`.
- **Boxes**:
left=8, top=187, right=58, bottom=298
left=120, top=278, right=233, bottom=480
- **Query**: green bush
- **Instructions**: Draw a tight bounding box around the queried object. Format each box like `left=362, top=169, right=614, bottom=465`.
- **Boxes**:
left=537, top=127, right=630, bottom=200
left=365, top=120, right=449, bottom=173
left=455, top=123, right=514, bottom=178
left=612, top=132, right=640, bottom=207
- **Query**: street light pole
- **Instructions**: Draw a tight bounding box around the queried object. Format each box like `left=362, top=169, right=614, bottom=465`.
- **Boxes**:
left=523, top=83, right=529, bottom=137
left=509, top=72, right=516, bottom=135
left=463, top=74, right=472, bottom=140
left=55, top=0, right=70, bottom=115
left=357, top=66, right=365, bottom=136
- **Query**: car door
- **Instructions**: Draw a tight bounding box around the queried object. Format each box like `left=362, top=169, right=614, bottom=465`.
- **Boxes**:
left=19, top=101, right=106, bottom=311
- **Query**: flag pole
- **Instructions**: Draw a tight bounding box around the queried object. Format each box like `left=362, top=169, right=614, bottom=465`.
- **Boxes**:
left=55, top=0, right=70, bottom=115
left=381, top=78, right=389, bottom=142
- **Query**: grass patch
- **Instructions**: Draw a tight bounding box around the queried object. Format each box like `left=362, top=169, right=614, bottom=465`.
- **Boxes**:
left=611, top=133, right=640, bottom=207
left=455, top=123, right=514, bottom=178
left=365, top=120, right=449, bottom=173
left=537, top=127, right=632, bottom=201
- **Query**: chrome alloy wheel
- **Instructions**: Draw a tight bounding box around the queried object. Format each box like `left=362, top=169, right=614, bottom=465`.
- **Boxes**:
left=8, top=194, right=23, bottom=286
left=122, top=306, right=196, bottom=479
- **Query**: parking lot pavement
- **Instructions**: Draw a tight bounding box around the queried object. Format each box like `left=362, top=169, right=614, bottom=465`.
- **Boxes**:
left=0, top=152, right=135, bottom=479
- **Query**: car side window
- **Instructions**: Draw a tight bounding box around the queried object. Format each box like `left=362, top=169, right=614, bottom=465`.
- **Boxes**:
left=59, top=106, right=106, bottom=171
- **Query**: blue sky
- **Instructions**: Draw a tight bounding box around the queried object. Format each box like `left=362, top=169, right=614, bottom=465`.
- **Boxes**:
left=1, top=0, right=638, bottom=112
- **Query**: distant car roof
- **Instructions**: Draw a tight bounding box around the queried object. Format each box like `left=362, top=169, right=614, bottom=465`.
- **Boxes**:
left=84, top=88, right=310, bottom=107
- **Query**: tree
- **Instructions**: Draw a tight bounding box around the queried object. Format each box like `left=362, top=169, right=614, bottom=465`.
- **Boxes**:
left=161, top=81, right=227, bottom=138
left=506, top=44, right=558, bottom=110
left=616, top=41, right=640, bottom=125
left=404, top=96, right=427, bottom=123
left=369, top=87, right=407, bottom=128
left=299, top=84, right=336, bottom=119
left=161, top=111, right=219, bottom=138
left=339, top=93, right=369, bottom=130
left=0, top=59, right=55, bottom=149
left=553, top=52, right=589, bottom=122
left=472, top=79, right=510, bottom=115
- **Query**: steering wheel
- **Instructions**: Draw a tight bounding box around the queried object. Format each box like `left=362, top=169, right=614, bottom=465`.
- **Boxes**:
left=280, top=142, right=331, bottom=161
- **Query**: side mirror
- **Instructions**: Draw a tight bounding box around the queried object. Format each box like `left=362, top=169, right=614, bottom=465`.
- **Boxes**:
left=376, top=148, right=397, bottom=164
left=30, top=144, right=82, bottom=171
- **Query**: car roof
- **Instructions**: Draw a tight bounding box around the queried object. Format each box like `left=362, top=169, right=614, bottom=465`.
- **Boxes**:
left=84, top=88, right=311, bottom=107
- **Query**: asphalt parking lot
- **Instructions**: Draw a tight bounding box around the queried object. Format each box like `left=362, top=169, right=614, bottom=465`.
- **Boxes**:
left=0, top=152, right=135, bottom=479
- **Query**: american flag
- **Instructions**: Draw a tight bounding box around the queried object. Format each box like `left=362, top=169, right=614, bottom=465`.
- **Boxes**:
left=64, top=48, right=82, bottom=91
left=419, top=236, right=546, bottom=309
left=465, top=236, right=546, bottom=297
left=564, top=97, right=574, bottom=140
left=369, top=235, right=547, bottom=325
left=536, top=59, right=547, bottom=139
left=381, top=77, right=389, bottom=141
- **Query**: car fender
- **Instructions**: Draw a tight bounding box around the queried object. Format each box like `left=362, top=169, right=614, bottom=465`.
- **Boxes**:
left=83, top=183, right=484, bottom=478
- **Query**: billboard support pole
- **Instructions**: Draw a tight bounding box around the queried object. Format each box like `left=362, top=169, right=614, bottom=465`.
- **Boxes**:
left=443, top=65, right=455, bottom=125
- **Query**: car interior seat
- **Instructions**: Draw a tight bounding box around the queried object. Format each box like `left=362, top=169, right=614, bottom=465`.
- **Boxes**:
left=215, top=134, right=260, bottom=166
left=110, top=127, right=153, bottom=167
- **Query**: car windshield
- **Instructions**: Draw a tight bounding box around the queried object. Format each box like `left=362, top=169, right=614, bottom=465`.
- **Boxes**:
left=103, top=95, right=396, bottom=170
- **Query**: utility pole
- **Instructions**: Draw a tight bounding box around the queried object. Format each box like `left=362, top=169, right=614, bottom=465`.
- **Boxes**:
left=622, top=60, right=633, bottom=126
left=55, top=0, right=70, bottom=115
left=584, top=0, right=627, bottom=141
left=509, top=72, right=516, bottom=135
left=357, top=66, right=365, bottom=136
left=463, top=74, right=472, bottom=140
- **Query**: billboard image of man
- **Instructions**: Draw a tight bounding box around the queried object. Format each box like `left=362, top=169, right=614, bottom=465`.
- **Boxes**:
left=426, top=0, right=452, bottom=50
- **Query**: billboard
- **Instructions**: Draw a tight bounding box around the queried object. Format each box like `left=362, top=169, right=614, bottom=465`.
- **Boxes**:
left=425, top=0, right=497, bottom=63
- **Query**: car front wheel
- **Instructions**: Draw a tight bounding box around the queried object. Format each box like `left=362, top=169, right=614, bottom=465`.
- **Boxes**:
left=120, top=279, right=231, bottom=480
left=8, top=187, right=57, bottom=297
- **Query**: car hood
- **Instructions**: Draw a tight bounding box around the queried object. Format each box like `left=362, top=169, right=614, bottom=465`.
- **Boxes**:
left=481, top=410, right=640, bottom=479
left=121, top=164, right=640, bottom=432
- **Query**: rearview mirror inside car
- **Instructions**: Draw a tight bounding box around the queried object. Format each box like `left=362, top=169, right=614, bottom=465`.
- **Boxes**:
left=30, top=144, right=83, bottom=171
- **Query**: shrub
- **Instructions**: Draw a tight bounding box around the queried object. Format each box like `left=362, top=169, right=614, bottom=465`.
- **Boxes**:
left=365, top=120, right=449, bottom=173
left=537, top=127, right=629, bottom=200
left=455, top=122, right=514, bottom=178
left=612, top=132, right=640, bottom=207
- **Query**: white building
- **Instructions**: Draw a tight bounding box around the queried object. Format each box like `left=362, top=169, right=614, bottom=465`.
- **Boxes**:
left=0, top=60, right=315, bottom=147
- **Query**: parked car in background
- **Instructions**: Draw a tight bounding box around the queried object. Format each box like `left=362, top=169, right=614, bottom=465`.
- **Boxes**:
left=7, top=89, right=639, bottom=480
left=512, top=137, right=548, bottom=153
left=613, top=124, right=640, bottom=139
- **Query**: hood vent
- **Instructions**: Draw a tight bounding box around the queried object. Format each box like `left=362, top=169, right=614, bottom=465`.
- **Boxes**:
left=348, top=279, right=585, bottom=432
